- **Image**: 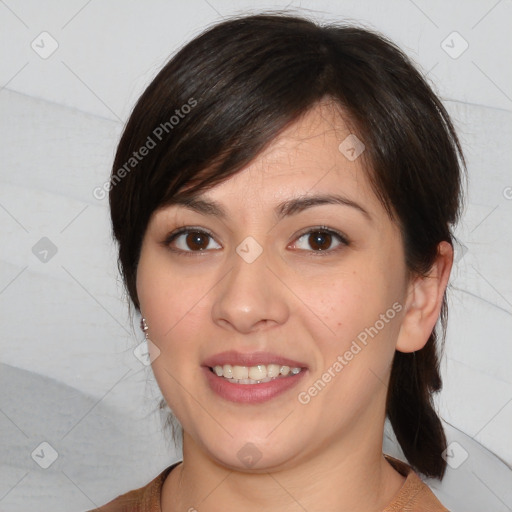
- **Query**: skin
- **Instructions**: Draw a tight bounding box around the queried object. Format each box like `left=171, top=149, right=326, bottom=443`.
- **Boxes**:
left=136, top=101, right=453, bottom=512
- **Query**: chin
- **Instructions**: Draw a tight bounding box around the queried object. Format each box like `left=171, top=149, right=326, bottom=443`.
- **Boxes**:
left=198, top=430, right=304, bottom=472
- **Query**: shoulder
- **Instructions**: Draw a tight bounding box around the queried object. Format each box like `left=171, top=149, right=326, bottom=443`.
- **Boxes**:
left=383, top=455, right=450, bottom=512
left=85, top=461, right=181, bottom=512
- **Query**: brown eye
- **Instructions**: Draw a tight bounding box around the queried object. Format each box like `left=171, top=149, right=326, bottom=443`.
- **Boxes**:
left=166, top=229, right=221, bottom=253
left=185, top=232, right=210, bottom=251
left=292, top=228, right=348, bottom=253
left=308, top=231, right=333, bottom=251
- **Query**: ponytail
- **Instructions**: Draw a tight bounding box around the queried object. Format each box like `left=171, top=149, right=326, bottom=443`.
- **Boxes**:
left=386, top=299, right=448, bottom=479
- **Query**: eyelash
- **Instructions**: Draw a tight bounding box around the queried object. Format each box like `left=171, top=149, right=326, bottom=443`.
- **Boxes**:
left=162, top=225, right=350, bottom=257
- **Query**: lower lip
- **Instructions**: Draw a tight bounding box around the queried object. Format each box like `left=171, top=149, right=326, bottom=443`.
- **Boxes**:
left=202, top=366, right=307, bottom=404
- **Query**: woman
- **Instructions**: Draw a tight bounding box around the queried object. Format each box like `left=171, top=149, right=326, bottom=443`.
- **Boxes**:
left=94, top=12, right=465, bottom=511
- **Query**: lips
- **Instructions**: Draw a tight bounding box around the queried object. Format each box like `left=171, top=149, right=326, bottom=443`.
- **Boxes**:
left=202, top=366, right=307, bottom=403
left=202, top=350, right=308, bottom=369
left=201, top=350, right=309, bottom=403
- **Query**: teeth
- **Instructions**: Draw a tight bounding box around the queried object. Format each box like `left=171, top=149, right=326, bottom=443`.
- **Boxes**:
left=211, top=363, right=303, bottom=383
left=267, top=364, right=280, bottom=378
left=232, top=365, right=248, bottom=380
left=248, top=365, right=266, bottom=381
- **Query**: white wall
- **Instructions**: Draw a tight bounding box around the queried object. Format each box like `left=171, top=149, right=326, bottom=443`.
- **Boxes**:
left=1, top=1, right=511, bottom=510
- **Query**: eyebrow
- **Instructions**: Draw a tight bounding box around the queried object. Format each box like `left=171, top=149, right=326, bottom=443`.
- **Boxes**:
left=167, top=193, right=372, bottom=222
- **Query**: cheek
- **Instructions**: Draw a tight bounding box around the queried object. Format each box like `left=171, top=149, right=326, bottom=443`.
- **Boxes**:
left=137, top=248, right=207, bottom=339
left=299, top=276, right=402, bottom=421
left=298, top=264, right=403, bottom=375
left=295, top=268, right=381, bottom=335
left=137, top=252, right=208, bottom=416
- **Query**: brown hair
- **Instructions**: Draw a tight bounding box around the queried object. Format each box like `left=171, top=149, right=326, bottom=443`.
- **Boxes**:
left=109, top=13, right=466, bottom=479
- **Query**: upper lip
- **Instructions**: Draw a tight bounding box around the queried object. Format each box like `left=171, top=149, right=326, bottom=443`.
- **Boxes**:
left=202, top=351, right=308, bottom=369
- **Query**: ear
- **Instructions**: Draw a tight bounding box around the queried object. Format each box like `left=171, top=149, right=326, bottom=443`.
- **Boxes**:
left=395, top=241, right=453, bottom=353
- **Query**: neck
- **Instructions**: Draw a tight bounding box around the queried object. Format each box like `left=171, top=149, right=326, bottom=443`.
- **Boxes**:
left=161, top=410, right=406, bottom=512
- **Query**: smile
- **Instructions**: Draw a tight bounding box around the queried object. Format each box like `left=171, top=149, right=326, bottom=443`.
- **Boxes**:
left=210, top=364, right=303, bottom=384
left=203, top=365, right=307, bottom=403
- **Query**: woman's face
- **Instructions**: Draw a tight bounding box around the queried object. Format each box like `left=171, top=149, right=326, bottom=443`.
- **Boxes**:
left=137, top=103, right=412, bottom=471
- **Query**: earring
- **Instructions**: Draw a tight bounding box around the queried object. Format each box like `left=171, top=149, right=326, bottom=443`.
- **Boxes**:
left=140, top=317, right=149, bottom=339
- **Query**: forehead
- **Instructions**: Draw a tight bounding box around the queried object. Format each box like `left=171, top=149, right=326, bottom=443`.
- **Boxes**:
left=198, top=102, right=374, bottom=206
left=147, top=100, right=403, bottom=248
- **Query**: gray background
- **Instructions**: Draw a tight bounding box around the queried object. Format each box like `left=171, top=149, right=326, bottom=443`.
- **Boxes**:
left=0, top=0, right=511, bottom=510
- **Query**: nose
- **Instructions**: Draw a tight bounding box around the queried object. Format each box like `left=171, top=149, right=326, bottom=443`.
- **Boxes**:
left=211, top=243, right=290, bottom=334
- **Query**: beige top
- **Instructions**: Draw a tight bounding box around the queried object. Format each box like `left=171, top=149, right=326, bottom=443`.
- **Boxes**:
left=89, top=455, right=449, bottom=511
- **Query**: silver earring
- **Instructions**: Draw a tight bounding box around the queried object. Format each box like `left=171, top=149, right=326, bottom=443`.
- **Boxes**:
left=141, top=317, right=149, bottom=339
